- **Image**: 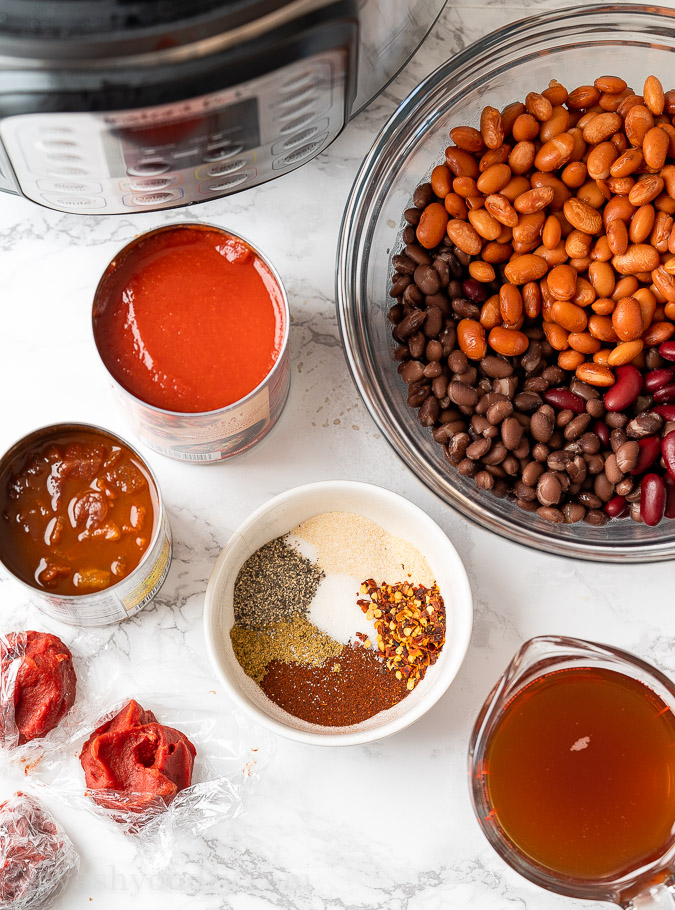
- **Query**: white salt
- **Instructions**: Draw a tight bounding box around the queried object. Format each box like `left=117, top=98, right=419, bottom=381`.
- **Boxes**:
left=308, top=573, right=375, bottom=645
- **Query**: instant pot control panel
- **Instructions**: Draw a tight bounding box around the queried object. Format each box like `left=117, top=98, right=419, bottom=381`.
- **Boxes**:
left=0, top=49, right=346, bottom=214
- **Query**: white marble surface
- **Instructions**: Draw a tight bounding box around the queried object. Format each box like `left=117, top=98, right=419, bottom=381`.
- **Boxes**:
left=2, top=2, right=675, bottom=908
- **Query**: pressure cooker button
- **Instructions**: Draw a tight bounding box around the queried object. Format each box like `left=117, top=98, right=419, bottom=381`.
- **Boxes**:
left=276, top=103, right=316, bottom=124
left=203, top=145, right=244, bottom=162
left=271, top=120, right=328, bottom=155
left=278, top=113, right=317, bottom=135
left=126, top=176, right=175, bottom=191
left=205, top=159, right=247, bottom=178
left=281, top=71, right=318, bottom=92
left=45, top=152, right=83, bottom=163
left=41, top=194, right=105, bottom=209
left=275, top=86, right=319, bottom=110
left=274, top=136, right=327, bottom=169
left=203, top=173, right=249, bottom=192
left=128, top=189, right=184, bottom=206
left=37, top=178, right=103, bottom=194
left=127, top=160, right=171, bottom=177
left=46, top=166, right=89, bottom=177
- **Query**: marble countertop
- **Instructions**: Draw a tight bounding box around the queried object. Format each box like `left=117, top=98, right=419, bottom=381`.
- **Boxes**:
left=2, top=2, right=675, bottom=908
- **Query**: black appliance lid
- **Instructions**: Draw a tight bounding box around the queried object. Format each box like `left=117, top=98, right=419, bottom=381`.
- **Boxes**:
left=0, top=0, right=300, bottom=40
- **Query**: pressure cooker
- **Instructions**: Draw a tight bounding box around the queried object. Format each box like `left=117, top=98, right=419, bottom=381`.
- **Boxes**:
left=0, top=0, right=445, bottom=214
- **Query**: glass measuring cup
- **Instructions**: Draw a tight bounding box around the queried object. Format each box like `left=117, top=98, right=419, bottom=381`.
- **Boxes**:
left=469, top=636, right=675, bottom=908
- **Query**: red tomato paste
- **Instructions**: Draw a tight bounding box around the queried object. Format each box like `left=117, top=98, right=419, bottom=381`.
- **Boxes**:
left=0, top=632, right=77, bottom=745
left=93, top=225, right=286, bottom=413
left=80, top=699, right=196, bottom=816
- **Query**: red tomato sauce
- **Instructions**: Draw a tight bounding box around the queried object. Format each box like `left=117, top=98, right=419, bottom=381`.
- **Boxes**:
left=93, top=225, right=286, bottom=413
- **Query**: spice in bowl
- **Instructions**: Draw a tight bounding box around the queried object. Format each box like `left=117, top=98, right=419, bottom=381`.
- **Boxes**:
left=229, top=511, right=446, bottom=727
left=389, top=74, right=675, bottom=526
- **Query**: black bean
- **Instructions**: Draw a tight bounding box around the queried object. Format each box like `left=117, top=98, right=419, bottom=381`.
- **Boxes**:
left=564, top=413, right=591, bottom=441
left=482, top=443, right=508, bottom=465
left=584, top=509, right=609, bottom=527
left=409, top=332, right=426, bottom=359
left=395, top=309, right=426, bottom=340
left=626, top=412, right=663, bottom=438
left=419, top=396, right=440, bottom=427
left=413, top=183, right=434, bottom=209
left=424, top=306, right=443, bottom=338
left=406, top=244, right=432, bottom=265
left=481, top=355, right=514, bottom=379
left=466, top=437, right=492, bottom=460
left=401, top=360, right=425, bottom=384
left=537, top=506, right=564, bottom=523
left=563, top=502, right=586, bottom=523
left=402, top=283, right=424, bottom=307
left=537, top=472, right=562, bottom=506
left=452, top=298, right=480, bottom=320
left=404, top=207, right=421, bottom=225
left=487, top=400, right=514, bottom=425
left=449, top=382, right=478, bottom=408
left=475, top=470, right=494, bottom=490
left=414, top=264, right=441, bottom=296
left=606, top=411, right=628, bottom=429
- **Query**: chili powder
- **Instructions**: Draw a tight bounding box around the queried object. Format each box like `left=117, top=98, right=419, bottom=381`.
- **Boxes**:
left=260, top=643, right=411, bottom=726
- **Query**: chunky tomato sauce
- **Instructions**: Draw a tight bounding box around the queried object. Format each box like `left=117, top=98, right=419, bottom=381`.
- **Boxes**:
left=93, top=225, right=286, bottom=413
left=0, top=429, right=155, bottom=596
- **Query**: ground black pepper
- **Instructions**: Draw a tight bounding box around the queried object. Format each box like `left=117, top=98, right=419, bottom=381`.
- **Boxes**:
left=233, top=536, right=323, bottom=630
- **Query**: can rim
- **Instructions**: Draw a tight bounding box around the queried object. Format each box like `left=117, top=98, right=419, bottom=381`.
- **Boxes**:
left=0, top=421, right=167, bottom=602
left=91, top=221, right=292, bottom=419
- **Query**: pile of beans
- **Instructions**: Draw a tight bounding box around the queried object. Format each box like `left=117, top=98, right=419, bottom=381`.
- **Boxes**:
left=388, top=74, right=675, bottom=525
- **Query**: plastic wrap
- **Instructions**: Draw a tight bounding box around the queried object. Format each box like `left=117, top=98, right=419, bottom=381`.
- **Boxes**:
left=0, top=792, right=79, bottom=910
left=1, top=613, right=272, bottom=872
left=0, top=635, right=22, bottom=750
left=24, top=685, right=270, bottom=872
left=0, top=632, right=77, bottom=755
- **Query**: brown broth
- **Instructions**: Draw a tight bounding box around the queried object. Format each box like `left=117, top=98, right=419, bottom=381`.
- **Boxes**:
left=483, top=666, right=675, bottom=880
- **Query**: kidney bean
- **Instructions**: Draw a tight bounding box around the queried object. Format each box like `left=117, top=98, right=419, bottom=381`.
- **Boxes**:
left=603, top=364, right=642, bottom=411
left=654, top=404, right=675, bottom=421
left=629, top=435, right=662, bottom=475
left=641, top=473, right=667, bottom=525
left=592, top=420, right=610, bottom=447
left=659, top=341, right=675, bottom=362
left=643, top=368, right=675, bottom=392
left=542, top=388, right=586, bottom=413
left=653, top=383, right=675, bottom=404
left=662, top=430, right=675, bottom=481
left=604, top=495, right=628, bottom=518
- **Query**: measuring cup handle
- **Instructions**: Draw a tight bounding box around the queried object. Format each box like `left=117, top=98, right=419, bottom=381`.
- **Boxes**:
left=627, top=884, right=675, bottom=910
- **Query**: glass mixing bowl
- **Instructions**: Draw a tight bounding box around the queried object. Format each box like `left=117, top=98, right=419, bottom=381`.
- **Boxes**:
left=337, top=3, right=675, bottom=563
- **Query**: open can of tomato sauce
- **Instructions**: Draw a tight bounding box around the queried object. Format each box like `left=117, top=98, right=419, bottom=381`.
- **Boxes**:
left=92, top=223, right=291, bottom=463
left=0, top=423, right=172, bottom=626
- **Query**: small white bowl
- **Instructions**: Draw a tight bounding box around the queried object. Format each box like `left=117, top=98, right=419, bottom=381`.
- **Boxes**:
left=204, top=481, right=473, bottom=746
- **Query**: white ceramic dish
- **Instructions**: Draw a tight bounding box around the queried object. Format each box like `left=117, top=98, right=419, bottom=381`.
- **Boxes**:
left=204, top=480, right=473, bottom=746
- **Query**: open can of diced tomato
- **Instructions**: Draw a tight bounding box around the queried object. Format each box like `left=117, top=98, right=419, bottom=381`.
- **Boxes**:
left=91, top=223, right=291, bottom=463
left=0, top=423, right=172, bottom=626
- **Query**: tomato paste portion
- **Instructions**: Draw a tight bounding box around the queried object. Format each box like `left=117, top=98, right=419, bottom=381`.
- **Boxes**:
left=0, top=792, right=78, bottom=908
left=80, top=699, right=196, bottom=815
left=0, top=632, right=76, bottom=746
left=93, top=225, right=286, bottom=413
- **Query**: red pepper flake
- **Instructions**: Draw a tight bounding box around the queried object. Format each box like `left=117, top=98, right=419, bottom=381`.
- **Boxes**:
left=358, top=580, right=446, bottom=690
